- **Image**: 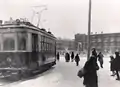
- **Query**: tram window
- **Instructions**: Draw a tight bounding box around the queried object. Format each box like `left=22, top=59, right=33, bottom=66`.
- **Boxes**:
left=43, top=36, right=45, bottom=42
left=42, top=36, right=44, bottom=42
left=46, top=43, right=47, bottom=51
left=41, top=36, right=43, bottom=42
left=44, top=36, right=45, bottom=42
left=3, top=33, right=15, bottom=50
left=48, top=43, right=50, bottom=51
left=41, top=42, right=43, bottom=51
left=41, top=42, right=42, bottom=51
left=47, top=44, right=48, bottom=50
left=17, top=33, right=27, bottom=50
left=44, top=43, right=46, bottom=51
left=0, top=34, right=1, bottom=50
left=39, top=35, right=41, bottom=51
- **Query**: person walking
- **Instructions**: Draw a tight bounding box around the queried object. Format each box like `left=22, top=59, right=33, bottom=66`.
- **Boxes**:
left=109, top=55, right=116, bottom=76
left=75, top=54, right=80, bottom=66
left=65, top=52, right=70, bottom=62
left=113, top=52, right=120, bottom=80
left=92, top=48, right=98, bottom=62
left=98, top=52, right=104, bottom=68
left=71, top=52, right=74, bottom=62
left=67, top=53, right=70, bottom=62
left=65, top=53, right=68, bottom=62
left=83, top=53, right=99, bottom=87
left=56, top=52, right=60, bottom=61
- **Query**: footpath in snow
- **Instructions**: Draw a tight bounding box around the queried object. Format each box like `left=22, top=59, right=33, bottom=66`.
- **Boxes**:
left=1, top=56, right=120, bottom=87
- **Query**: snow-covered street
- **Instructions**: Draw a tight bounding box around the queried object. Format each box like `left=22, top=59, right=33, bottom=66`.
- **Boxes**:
left=1, top=56, right=120, bottom=87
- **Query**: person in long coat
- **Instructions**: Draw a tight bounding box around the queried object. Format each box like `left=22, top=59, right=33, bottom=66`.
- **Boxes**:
left=98, top=52, right=104, bottom=68
left=56, top=52, right=60, bottom=61
left=113, top=52, right=120, bottom=80
left=67, top=53, right=70, bottom=62
left=65, top=52, right=70, bottom=62
left=71, top=52, right=74, bottom=62
left=92, top=48, right=98, bottom=62
left=65, top=53, right=67, bottom=62
left=109, top=56, right=116, bottom=76
left=83, top=55, right=99, bottom=87
left=75, top=54, right=80, bottom=66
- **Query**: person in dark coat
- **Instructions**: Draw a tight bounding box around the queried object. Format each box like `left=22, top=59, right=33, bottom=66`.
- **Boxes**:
left=67, top=53, right=70, bottom=62
left=56, top=52, right=60, bottom=61
left=109, top=56, right=116, bottom=76
left=65, top=52, right=70, bottom=62
left=83, top=54, right=99, bottom=87
left=92, top=48, right=98, bottom=62
left=75, top=54, right=80, bottom=66
left=98, top=52, right=104, bottom=68
left=65, top=53, right=67, bottom=62
left=113, top=52, right=120, bottom=80
left=71, top=52, right=74, bottom=62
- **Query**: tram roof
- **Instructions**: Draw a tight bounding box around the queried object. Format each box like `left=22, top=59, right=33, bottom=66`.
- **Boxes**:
left=0, top=21, right=56, bottom=38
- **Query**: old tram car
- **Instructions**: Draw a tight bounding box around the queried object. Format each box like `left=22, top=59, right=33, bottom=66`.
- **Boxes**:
left=0, top=19, right=56, bottom=78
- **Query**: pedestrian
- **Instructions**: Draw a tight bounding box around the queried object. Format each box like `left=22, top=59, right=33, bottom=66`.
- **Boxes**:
left=109, top=55, right=116, bottom=76
left=67, top=53, right=70, bottom=62
left=71, top=52, right=74, bottom=62
left=56, top=52, right=60, bottom=61
left=65, top=53, right=67, bottom=62
left=92, top=48, right=98, bottom=62
left=98, top=52, right=104, bottom=68
left=113, top=52, right=120, bottom=80
left=75, top=54, right=80, bottom=66
left=65, top=52, right=70, bottom=62
left=82, top=53, right=99, bottom=87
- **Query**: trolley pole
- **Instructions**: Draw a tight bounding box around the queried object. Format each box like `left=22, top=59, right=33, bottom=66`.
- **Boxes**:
left=87, top=0, right=92, bottom=60
left=37, top=8, right=47, bottom=27
left=31, top=5, right=47, bottom=27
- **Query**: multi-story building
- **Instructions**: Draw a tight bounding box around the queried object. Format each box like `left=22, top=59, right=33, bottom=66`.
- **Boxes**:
left=75, top=33, right=87, bottom=52
left=75, top=32, right=120, bottom=54
left=56, top=38, right=75, bottom=54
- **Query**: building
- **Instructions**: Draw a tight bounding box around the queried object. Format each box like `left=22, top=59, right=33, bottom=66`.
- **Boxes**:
left=75, top=32, right=120, bottom=54
left=56, top=38, right=75, bottom=54
left=75, top=34, right=87, bottom=52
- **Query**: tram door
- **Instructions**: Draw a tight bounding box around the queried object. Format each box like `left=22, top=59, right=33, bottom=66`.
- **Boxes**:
left=32, top=33, right=39, bottom=63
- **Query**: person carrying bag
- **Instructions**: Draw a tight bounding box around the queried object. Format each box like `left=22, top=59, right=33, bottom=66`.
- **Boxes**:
left=77, top=55, right=99, bottom=87
left=77, top=67, right=87, bottom=78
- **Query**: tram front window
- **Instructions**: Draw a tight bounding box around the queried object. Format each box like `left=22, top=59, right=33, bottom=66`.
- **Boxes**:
left=17, top=32, right=27, bottom=50
left=3, top=33, right=15, bottom=50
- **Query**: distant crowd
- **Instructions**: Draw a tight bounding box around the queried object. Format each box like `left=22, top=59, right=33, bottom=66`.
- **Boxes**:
left=56, top=51, right=80, bottom=66
left=56, top=48, right=120, bottom=87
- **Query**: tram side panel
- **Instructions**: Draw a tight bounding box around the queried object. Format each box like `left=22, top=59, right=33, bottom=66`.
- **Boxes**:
left=26, top=33, right=56, bottom=74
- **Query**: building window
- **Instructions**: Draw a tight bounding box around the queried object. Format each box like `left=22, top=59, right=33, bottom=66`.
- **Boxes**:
left=110, top=42, right=115, bottom=47
left=116, top=37, right=120, bottom=42
left=104, top=37, right=109, bottom=42
left=98, top=38, right=101, bottom=42
left=110, top=37, right=114, bottom=42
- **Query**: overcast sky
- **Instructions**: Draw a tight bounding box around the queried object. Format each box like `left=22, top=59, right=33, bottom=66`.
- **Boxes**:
left=0, top=0, right=120, bottom=39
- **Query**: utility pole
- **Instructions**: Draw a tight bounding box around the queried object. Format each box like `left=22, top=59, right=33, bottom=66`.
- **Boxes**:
left=87, top=0, right=92, bottom=60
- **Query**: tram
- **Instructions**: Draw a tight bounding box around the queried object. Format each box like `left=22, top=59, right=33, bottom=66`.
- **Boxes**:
left=0, top=19, right=56, bottom=78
